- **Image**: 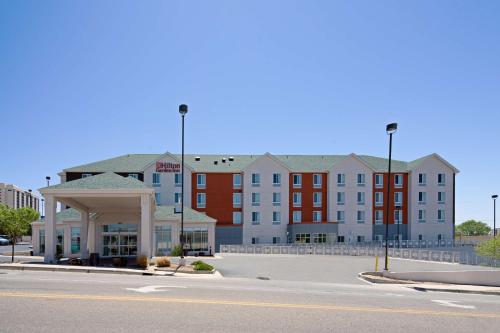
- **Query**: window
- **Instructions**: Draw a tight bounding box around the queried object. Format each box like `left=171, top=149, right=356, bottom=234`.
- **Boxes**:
left=357, top=210, right=365, bottom=223
left=293, top=211, right=302, bottom=223
left=438, top=192, right=445, bottom=204
left=196, top=193, right=206, bottom=208
left=438, top=173, right=446, bottom=186
left=418, top=234, right=423, bottom=241
left=233, top=193, right=242, bottom=208
left=418, top=192, right=427, bottom=204
left=357, top=173, right=365, bottom=186
left=71, top=227, right=80, bottom=254
left=272, top=236, right=281, bottom=244
left=293, top=192, right=302, bottom=207
left=272, top=211, right=281, bottom=224
left=251, top=193, right=260, bottom=206
left=233, top=174, right=242, bottom=189
left=293, top=174, right=302, bottom=188
left=394, top=174, right=403, bottom=188
left=338, top=235, right=345, bottom=243
left=39, top=229, right=45, bottom=254
left=438, top=234, right=442, bottom=241
left=418, top=209, right=426, bottom=223
left=336, top=211, right=345, bottom=224
left=251, top=237, right=259, bottom=244
left=233, top=212, right=242, bottom=225
left=438, top=209, right=445, bottom=222
left=337, top=173, right=345, bottom=186
left=375, top=210, right=383, bottom=225
left=357, top=192, right=365, bottom=205
left=152, top=173, right=161, bottom=186
left=272, top=192, right=281, bottom=206
left=337, top=192, right=345, bottom=205
left=418, top=173, right=426, bottom=186
left=128, top=173, right=139, bottom=179
left=174, top=192, right=181, bottom=204
left=313, top=192, right=322, bottom=207
left=82, top=173, right=92, bottom=178
left=313, top=233, right=327, bottom=243
left=174, top=173, right=182, bottom=187
left=375, top=174, right=383, bottom=188
left=313, top=174, right=322, bottom=188
left=273, top=173, right=281, bottom=186
left=251, top=173, right=260, bottom=186
left=155, top=192, right=161, bottom=204
left=313, top=211, right=321, bottom=222
left=252, top=212, right=260, bottom=225
left=375, top=234, right=383, bottom=242
left=375, top=192, right=383, bottom=206
left=295, top=233, right=310, bottom=243
left=394, top=210, right=402, bottom=224
left=197, top=174, right=206, bottom=189
left=155, top=225, right=172, bottom=256
left=357, top=235, right=365, bottom=243
left=394, top=192, right=403, bottom=206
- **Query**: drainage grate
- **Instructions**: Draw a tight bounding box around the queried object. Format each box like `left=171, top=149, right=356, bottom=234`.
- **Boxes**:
left=257, top=276, right=270, bottom=280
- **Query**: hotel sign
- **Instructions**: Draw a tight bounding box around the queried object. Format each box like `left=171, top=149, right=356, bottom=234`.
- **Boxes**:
left=156, top=162, right=181, bottom=173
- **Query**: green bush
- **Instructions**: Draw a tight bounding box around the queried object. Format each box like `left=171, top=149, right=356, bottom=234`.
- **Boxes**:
left=170, top=245, right=183, bottom=257
left=191, top=260, right=213, bottom=271
left=475, top=237, right=500, bottom=259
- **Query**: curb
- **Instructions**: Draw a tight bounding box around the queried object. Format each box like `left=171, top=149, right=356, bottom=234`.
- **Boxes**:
left=0, top=264, right=148, bottom=276
left=358, top=272, right=415, bottom=284
left=408, top=286, right=500, bottom=296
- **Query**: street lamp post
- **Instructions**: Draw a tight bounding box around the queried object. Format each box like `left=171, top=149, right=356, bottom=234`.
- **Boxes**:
left=46, top=176, right=51, bottom=187
left=384, top=123, right=398, bottom=271
left=493, top=195, right=498, bottom=258
left=179, top=104, right=188, bottom=263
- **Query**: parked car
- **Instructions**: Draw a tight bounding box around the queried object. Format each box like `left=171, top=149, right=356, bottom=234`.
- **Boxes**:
left=0, top=237, right=10, bottom=246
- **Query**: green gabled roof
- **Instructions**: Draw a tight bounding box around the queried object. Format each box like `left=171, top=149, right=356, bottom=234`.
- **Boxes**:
left=56, top=208, right=81, bottom=221
left=357, top=155, right=409, bottom=172
left=64, top=154, right=160, bottom=173
left=43, top=172, right=149, bottom=190
left=274, top=155, right=346, bottom=172
left=154, top=205, right=216, bottom=223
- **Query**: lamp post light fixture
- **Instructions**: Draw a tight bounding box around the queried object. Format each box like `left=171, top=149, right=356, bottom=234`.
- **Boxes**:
left=179, top=104, right=188, bottom=262
left=46, top=176, right=51, bottom=187
left=384, top=122, right=398, bottom=271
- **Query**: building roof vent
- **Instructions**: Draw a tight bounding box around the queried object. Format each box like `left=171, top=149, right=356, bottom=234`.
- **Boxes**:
left=228, top=156, right=234, bottom=161
left=222, top=157, right=227, bottom=163
left=214, top=160, right=218, bottom=165
left=195, top=156, right=201, bottom=161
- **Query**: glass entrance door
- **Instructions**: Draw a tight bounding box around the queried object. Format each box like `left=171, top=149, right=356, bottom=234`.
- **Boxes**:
left=102, top=224, right=138, bottom=257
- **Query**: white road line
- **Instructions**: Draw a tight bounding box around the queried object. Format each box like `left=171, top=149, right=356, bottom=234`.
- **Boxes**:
left=126, top=285, right=187, bottom=293
left=432, top=300, right=476, bottom=309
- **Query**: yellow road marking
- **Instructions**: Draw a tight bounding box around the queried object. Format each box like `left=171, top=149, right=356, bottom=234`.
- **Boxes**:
left=0, top=291, right=499, bottom=319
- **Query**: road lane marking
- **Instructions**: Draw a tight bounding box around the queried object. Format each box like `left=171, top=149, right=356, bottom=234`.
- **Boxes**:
left=432, top=300, right=476, bottom=309
left=126, top=285, right=187, bottom=293
left=0, top=291, right=497, bottom=319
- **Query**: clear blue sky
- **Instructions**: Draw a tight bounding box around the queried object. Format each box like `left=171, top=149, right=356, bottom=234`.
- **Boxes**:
left=1, top=1, right=499, bottom=227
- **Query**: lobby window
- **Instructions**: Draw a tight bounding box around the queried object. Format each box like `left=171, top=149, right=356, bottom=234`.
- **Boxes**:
left=293, top=174, right=302, bottom=188
left=152, top=173, right=161, bottom=186
left=418, top=209, right=426, bottom=223
left=82, top=173, right=92, bottom=178
left=394, top=174, right=403, bottom=188
left=155, top=225, right=172, bottom=256
left=418, top=173, right=426, bottom=186
left=233, top=174, right=242, bottom=189
left=252, top=212, right=260, bottom=225
left=337, top=173, right=345, bottom=186
left=233, top=193, right=242, bottom=208
left=272, top=173, right=281, bottom=186
left=394, top=192, right=403, bottom=206
left=295, top=233, right=310, bottom=244
left=337, top=192, right=345, bottom=205
left=357, top=173, right=365, bottom=186
left=313, top=211, right=321, bottom=223
left=313, top=174, right=322, bottom=188
left=196, top=193, right=206, bottom=208
left=338, top=235, right=345, bottom=243
left=357, top=235, right=365, bottom=243
left=336, top=211, right=345, bottom=224
left=233, top=212, right=242, bottom=225
left=357, top=192, right=365, bottom=205
left=174, top=173, right=182, bottom=187
left=174, top=192, right=181, bottom=204
left=251, top=192, right=260, bottom=206
left=251, top=173, right=260, bottom=186
left=39, top=229, right=45, bottom=254
left=272, top=236, right=281, bottom=244
left=375, top=174, right=383, bottom=188
left=71, top=227, right=80, bottom=254
left=293, top=192, right=302, bottom=207
left=438, top=173, right=446, bottom=186
left=313, top=192, right=322, bottom=207
left=438, top=191, right=445, bottom=204
left=196, top=174, right=206, bottom=189
left=293, top=211, right=302, bottom=223
left=128, top=173, right=139, bottom=179
left=375, top=235, right=383, bottom=242
left=155, top=192, right=161, bottom=204
left=313, top=233, right=327, bottom=243
left=438, top=209, right=445, bottom=222
left=394, top=210, right=402, bottom=224
left=418, top=234, right=423, bottom=241
left=375, top=192, right=383, bottom=206
left=272, top=211, right=281, bottom=225
left=375, top=210, right=383, bottom=225
left=418, top=192, right=427, bottom=204
left=251, top=237, right=259, bottom=244
left=357, top=210, right=365, bottom=224
left=272, top=192, right=281, bottom=206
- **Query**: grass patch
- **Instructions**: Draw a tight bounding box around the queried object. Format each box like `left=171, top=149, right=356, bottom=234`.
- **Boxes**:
left=191, top=260, right=214, bottom=271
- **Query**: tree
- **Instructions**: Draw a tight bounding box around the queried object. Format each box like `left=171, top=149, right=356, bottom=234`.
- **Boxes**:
left=475, top=237, right=500, bottom=259
left=455, top=220, right=491, bottom=236
left=0, top=205, right=40, bottom=262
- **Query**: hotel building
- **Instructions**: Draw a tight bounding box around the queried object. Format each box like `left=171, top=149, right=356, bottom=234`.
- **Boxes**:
left=0, top=183, right=41, bottom=212
left=32, top=152, right=458, bottom=263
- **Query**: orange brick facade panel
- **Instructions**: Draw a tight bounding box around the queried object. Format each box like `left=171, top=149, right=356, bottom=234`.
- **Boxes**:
left=372, top=173, right=408, bottom=225
left=289, top=173, right=328, bottom=224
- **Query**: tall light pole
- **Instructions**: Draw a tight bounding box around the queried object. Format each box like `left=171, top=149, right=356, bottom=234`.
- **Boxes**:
left=384, top=123, right=398, bottom=271
left=493, top=195, right=498, bottom=237
left=46, top=176, right=51, bottom=187
left=179, top=104, right=188, bottom=262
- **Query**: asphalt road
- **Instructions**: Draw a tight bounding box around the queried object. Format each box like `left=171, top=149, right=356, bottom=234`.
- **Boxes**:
left=1, top=254, right=500, bottom=332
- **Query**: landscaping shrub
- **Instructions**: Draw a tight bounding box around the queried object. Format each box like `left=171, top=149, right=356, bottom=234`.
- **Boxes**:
left=156, top=256, right=171, bottom=267
left=136, top=254, right=149, bottom=269
left=170, top=245, right=183, bottom=257
left=191, top=260, right=214, bottom=271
